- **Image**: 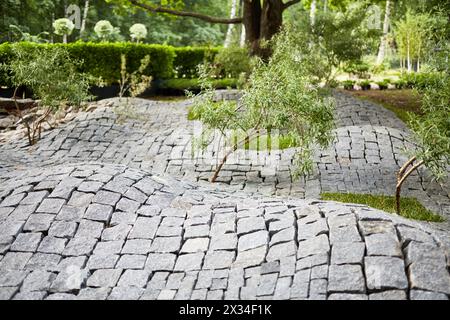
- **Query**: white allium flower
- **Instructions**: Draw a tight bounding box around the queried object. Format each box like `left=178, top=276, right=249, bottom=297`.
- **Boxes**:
left=53, top=18, right=75, bottom=36
left=94, top=20, right=114, bottom=39
left=129, top=23, right=148, bottom=42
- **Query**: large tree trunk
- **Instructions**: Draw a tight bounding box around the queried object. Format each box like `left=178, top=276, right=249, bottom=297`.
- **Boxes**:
left=224, top=0, right=239, bottom=47
left=258, top=0, right=284, bottom=58
left=243, top=0, right=262, bottom=55
left=129, top=0, right=300, bottom=57
left=376, top=0, right=391, bottom=65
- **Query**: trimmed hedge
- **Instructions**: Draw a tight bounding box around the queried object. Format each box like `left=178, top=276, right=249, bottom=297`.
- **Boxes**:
left=0, top=42, right=220, bottom=86
left=159, top=78, right=238, bottom=91
left=173, top=47, right=219, bottom=79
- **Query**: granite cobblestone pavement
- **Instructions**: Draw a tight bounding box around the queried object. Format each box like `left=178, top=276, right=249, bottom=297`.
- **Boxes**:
left=0, top=91, right=448, bottom=300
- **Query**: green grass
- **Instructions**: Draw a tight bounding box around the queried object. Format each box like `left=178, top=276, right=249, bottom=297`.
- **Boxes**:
left=349, top=89, right=422, bottom=127
left=321, top=192, right=444, bottom=222
left=374, top=100, right=411, bottom=124
left=187, top=105, right=298, bottom=151
left=233, top=133, right=297, bottom=151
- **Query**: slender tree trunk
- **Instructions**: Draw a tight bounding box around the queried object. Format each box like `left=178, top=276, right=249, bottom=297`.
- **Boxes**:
left=239, top=0, right=246, bottom=47
left=80, top=0, right=89, bottom=36
left=407, top=39, right=411, bottom=72
left=376, top=0, right=391, bottom=65
left=63, top=34, right=67, bottom=43
left=310, top=0, right=317, bottom=26
left=324, top=0, right=328, bottom=13
left=240, top=25, right=246, bottom=47
left=396, top=156, right=424, bottom=214
left=224, top=0, right=239, bottom=47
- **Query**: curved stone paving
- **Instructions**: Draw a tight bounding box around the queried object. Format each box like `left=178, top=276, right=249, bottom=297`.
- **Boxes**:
left=0, top=92, right=447, bottom=220
left=0, top=91, right=449, bottom=300
left=0, top=163, right=449, bottom=300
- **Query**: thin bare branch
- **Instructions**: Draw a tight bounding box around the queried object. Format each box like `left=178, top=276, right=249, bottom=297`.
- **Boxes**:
left=283, top=0, right=302, bottom=10
left=129, top=0, right=243, bottom=24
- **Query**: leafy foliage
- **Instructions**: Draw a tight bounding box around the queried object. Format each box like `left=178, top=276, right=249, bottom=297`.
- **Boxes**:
left=4, top=44, right=90, bottom=109
left=0, top=42, right=177, bottom=85
left=173, top=47, right=218, bottom=78
left=293, top=3, right=380, bottom=83
left=409, top=72, right=450, bottom=180
left=9, top=25, right=49, bottom=43
left=213, top=46, right=252, bottom=79
left=119, top=54, right=152, bottom=98
left=1, top=44, right=90, bottom=145
left=190, top=24, right=335, bottom=179
left=160, top=78, right=238, bottom=92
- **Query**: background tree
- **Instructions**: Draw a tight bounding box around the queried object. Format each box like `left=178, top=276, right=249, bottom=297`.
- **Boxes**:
left=108, top=0, right=304, bottom=56
left=190, top=23, right=335, bottom=182
left=293, top=3, right=379, bottom=83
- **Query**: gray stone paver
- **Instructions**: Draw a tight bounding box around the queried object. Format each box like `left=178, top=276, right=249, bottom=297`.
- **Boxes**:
left=0, top=92, right=448, bottom=300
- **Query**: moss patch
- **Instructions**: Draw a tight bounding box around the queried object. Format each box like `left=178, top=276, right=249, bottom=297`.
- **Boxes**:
left=321, top=192, right=444, bottom=222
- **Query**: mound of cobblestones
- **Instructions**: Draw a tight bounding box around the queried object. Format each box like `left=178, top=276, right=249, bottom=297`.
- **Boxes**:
left=0, top=91, right=449, bottom=300
left=0, top=163, right=449, bottom=300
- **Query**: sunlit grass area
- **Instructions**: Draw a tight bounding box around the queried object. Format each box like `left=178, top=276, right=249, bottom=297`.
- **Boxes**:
left=321, top=192, right=444, bottom=222
left=348, top=89, right=422, bottom=125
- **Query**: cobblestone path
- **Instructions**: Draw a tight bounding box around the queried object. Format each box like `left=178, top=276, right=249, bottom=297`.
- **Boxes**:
left=0, top=91, right=448, bottom=300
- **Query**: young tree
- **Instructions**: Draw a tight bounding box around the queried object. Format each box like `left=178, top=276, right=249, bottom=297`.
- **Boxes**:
left=295, top=4, right=379, bottom=83
left=2, top=45, right=90, bottom=145
left=190, top=24, right=335, bottom=182
left=395, top=10, right=432, bottom=72
left=395, top=42, right=449, bottom=215
left=376, top=0, right=391, bottom=65
left=108, top=0, right=303, bottom=56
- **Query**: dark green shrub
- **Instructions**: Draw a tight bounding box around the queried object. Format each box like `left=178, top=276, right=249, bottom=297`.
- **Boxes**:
left=173, top=47, right=218, bottom=78
left=394, top=79, right=408, bottom=89
left=342, top=80, right=355, bottom=90
left=343, top=61, right=370, bottom=79
left=2, top=44, right=90, bottom=145
left=377, top=79, right=389, bottom=90
left=358, top=80, right=371, bottom=90
left=213, top=46, right=251, bottom=79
